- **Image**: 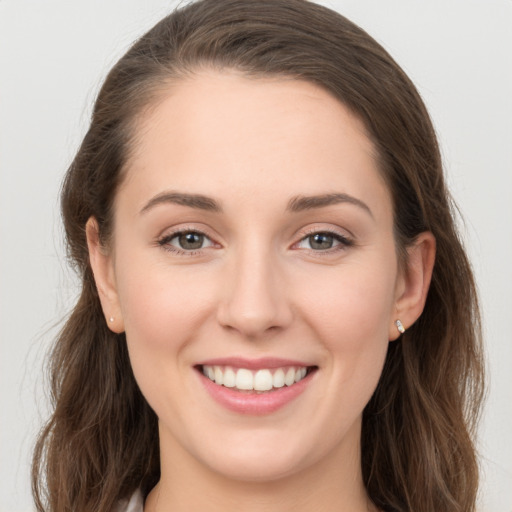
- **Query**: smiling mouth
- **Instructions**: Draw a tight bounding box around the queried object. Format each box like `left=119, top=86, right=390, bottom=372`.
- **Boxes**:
left=197, top=365, right=317, bottom=393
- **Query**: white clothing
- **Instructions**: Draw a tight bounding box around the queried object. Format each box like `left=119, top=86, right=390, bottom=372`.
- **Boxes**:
left=115, top=489, right=144, bottom=512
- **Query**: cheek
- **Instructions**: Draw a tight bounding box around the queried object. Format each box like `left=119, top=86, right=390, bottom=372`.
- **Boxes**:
left=121, top=277, right=189, bottom=350
left=114, top=259, right=218, bottom=390
left=116, top=259, right=214, bottom=345
left=304, top=263, right=395, bottom=330
left=296, top=259, right=396, bottom=382
left=114, top=261, right=221, bottom=421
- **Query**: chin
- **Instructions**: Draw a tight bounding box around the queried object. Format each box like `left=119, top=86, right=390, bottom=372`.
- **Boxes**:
left=186, top=425, right=338, bottom=484
left=203, top=446, right=308, bottom=483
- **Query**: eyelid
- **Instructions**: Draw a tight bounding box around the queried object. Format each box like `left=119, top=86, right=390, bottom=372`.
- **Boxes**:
left=155, top=224, right=354, bottom=256
left=156, top=224, right=220, bottom=255
left=291, top=226, right=355, bottom=252
left=156, top=223, right=219, bottom=242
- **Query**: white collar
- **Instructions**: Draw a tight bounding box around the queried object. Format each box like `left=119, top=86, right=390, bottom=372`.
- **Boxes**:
left=115, top=489, right=144, bottom=512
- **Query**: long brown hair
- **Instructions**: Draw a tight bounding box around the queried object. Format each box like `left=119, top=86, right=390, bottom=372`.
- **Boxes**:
left=32, top=1, right=485, bottom=511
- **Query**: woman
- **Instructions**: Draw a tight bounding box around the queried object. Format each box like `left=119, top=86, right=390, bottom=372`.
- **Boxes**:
left=32, top=1, right=484, bottom=511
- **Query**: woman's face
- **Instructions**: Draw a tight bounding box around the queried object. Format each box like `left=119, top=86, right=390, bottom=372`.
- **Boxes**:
left=95, top=71, right=408, bottom=482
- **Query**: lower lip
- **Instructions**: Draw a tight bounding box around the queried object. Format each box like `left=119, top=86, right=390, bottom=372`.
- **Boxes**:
left=198, top=369, right=314, bottom=415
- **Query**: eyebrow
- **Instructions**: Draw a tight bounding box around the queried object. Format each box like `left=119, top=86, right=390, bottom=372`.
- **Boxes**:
left=287, top=193, right=373, bottom=218
left=140, top=191, right=222, bottom=214
left=139, top=190, right=372, bottom=218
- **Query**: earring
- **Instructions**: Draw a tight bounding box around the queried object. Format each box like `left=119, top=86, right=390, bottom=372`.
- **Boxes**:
left=109, top=316, right=114, bottom=323
left=395, top=319, right=405, bottom=334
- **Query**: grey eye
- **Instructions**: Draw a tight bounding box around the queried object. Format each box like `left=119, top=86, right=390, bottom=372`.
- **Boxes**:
left=177, top=232, right=206, bottom=250
left=159, top=229, right=216, bottom=254
left=295, top=231, right=351, bottom=252
left=308, top=233, right=335, bottom=250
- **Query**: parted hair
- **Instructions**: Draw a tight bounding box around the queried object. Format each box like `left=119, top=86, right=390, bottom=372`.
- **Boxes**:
left=32, top=1, right=484, bottom=511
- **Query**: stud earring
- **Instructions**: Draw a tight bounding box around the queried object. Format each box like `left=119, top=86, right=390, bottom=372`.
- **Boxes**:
left=395, top=319, right=405, bottom=334
left=109, top=316, right=114, bottom=323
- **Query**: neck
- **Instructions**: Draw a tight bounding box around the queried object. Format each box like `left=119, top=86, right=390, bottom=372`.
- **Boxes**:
left=145, top=423, right=377, bottom=512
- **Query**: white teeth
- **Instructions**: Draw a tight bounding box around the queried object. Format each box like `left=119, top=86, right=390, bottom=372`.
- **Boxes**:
left=223, top=367, right=236, bottom=388
left=235, top=368, right=253, bottom=390
left=254, top=369, right=273, bottom=391
left=273, top=368, right=285, bottom=388
left=214, top=366, right=224, bottom=385
left=202, top=365, right=310, bottom=392
left=284, top=367, right=296, bottom=386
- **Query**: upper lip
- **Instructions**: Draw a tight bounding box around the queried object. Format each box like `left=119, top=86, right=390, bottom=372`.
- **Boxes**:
left=195, top=357, right=314, bottom=370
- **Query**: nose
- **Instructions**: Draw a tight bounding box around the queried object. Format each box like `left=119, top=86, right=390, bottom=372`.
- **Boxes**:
left=216, top=246, right=293, bottom=339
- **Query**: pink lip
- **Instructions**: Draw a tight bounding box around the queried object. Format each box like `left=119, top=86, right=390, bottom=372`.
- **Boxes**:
left=196, top=363, right=316, bottom=416
left=196, top=356, right=310, bottom=370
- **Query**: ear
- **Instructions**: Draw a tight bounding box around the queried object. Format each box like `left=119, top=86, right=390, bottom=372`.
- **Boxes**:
left=389, top=231, right=436, bottom=340
left=86, top=217, right=125, bottom=333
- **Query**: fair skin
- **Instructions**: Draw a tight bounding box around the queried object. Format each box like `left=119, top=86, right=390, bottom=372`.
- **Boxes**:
left=87, top=71, right=435, bottom=512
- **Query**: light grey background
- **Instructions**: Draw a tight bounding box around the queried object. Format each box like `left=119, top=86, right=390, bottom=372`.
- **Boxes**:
left=1, top=1, right=511, bottom=511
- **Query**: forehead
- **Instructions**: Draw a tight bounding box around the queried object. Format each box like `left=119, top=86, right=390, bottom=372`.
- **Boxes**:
left=120, top=70, right=391, bottom=221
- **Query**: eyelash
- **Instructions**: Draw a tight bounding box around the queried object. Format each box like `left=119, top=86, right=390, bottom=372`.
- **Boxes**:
left=156, top=228, right=354, bottom=256
left=294, top=228, right=354, bottom=255
left=157, top=228, right=215, bottom=256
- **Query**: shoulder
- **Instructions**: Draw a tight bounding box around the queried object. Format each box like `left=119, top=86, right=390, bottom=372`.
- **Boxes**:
left=114, top=489, right=144, bottom=512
